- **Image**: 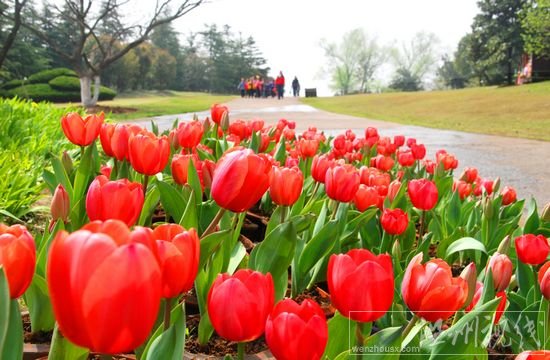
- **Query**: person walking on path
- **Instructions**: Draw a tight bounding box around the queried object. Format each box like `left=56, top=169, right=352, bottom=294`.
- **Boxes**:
left=292, top=76, right=300, bottom=97
left=275, top=71, right=285, bottom=100
left=237, top=78, right=245, bottom=97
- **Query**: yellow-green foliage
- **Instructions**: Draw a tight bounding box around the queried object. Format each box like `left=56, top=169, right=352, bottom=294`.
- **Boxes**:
left=303, top=82, right=550, bottom=141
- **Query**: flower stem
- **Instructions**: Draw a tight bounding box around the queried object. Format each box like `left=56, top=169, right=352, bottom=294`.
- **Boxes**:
left=201, top=208, right=227, bottom=239
left=280, top=205, right=287, bottom=224
left=418, top=210, right=426, bottom=241
left=330, top=201, right=340, bottom=221
left=355, top=321, right=366, bottom=346
left=163, top=298, right=172, bottom=331
left=142, top=175, right=150, bottom=196
left=303, top=182, right=320, bottom=211
left=237, top=342, right=245, bottom=360
left=402, top=314, right=420, bottom=338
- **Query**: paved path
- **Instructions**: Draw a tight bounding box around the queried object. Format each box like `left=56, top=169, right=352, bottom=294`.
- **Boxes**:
left=135, top=97, right=550, bottom=207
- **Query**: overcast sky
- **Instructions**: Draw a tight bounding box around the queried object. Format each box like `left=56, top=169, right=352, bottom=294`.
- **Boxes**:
left=167, top=0, right=481, bottom=96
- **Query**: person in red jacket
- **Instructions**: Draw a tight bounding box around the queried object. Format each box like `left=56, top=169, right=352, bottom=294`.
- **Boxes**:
left=275, top=71, right=285, bottom=100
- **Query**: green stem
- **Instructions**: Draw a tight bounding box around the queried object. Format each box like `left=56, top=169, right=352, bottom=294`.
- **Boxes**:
left=142, top=175, right=150, bottom=196
left=402, top=314, right=420, bottom=338
left=237, top=342, right=245, bottom=360
left=303, top=182, right=320, bottom=211
left=201, top=208, right=227, bottom=239
left=330, top=201, right=340, bottom=221
left=355, top=322, right=366, bottom=346
left=163, top=298, right=172, bottom=331
left=418, top=210, right=426, bottom=241
left=112, top=160, right=118, bottom=179
left=280, top=205, right=287, bottom=224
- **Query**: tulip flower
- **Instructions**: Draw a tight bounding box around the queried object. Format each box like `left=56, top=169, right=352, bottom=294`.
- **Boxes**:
left=61, top=112, right=104, bottom=147
left=372, top=155, right=395, bottom=172
left=397, top=149, right=415, bottom=167
left=325, top=164, right=360, bottom=203
left=410, top=143, right=426, bottom=160
left=408, top=178, right=438, bottom=211
left=100, top=164, right=112, bottom=178
left=47, top=220, right=161, bottom=354
left=171, top=154, right=200, bottom=187
left=152, top=224, right=200, bottom=298
left=436, top=150, right=458, bottom=170
left=453, top=180, right=472, bottom=200
left=297, top=138, right=319, bottom=158
left=501, top=186, right=517, bottom=205
left=394, top=135, right=405, bottom=147
left=515, top=234, right=550, bottom=265
left=388, top=179, right=401, bottom=203
left=0, top=224, right=36, bottom=299
left=311, top=154, right=334, bottom=183
left=265, top=299, right=328, bottom=360
left=128, top=131, right=170, bottom=176
left=86, top=175, right=144, bottom=227
left=100, top=123, right=142, bottom=161
left=207, top=269, right=274, bottom=342
left=51, top=184, right=70, bottom=223
left=354, top=185, right=383, bottom=211
left=538, top=261, right=550, bottom=300
left=516, top=351, right=550, bottom=360
left=460, top=167, right=478, bottom=184
left=211, top=148, right=272, bottom=213
left=328, top=249, right=394, bottom=322
left=177, top=120, right=204, bottom=149
left=487, top=252, right=513, bottom=292
left=465, top=281, right=506, bottom=324
left=380, top=208, right=409, bottom=235
left=211, top=103, right=228, bottom=125
left=402, top=253, right=468, bottom=322
left=270, top=166, right=304, bottom=206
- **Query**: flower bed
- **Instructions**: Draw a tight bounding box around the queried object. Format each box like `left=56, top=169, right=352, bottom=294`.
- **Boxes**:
left=1, top=104, right=550, bottom=359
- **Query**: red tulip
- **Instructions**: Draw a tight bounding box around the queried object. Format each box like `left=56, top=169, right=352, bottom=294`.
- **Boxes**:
left=128, top=131, right=170, bottom=176
left=311, top=154, right=334, bottom=183
left=465, top=281, right=506, bottom=324
left=394, top=135, right=405, bottom=147
left=51, top=184, right=70, bottom=223
left=177, top=120, right=204, bottom=149
left=354, top=185, right=383, bottom=211
left=487, top=252, right=513, bottom=292
left=380, top=208, right=409, bottom=235
left=328, top=249, right=394, bottom=322
left=86, top=175, right=144, bottom=227
left=325, top=164, right=360, bottom=203
left=47, top=220, right=161, bottom=354
left=436, top=151, right=458, bottom=170
left=538, top=262, right=550, bottom=300
left=61, top=112, right=104, bottom=146
left=397, top=149, right=415, bottom=167
left=171, top=154, right=200, bottom=187
left=453, top=180, right=472, bottom=200
left=372, top=155, right=394, bottom=172
left=516, top=351, right=550, bottom=360
left=211, top=148, right=272, bottom=212
left=265, top=299, right=328, bottom=360
left=460, top=167, right=478, bottom=184
left=410, top=143, right=426, bottom=160
left=99, top=123, right=116, bottom=157
left=0, top=224, right=35, bottom=299
left=515, top=234, right=550, bottom=265
left=408, top=179, right=438, bottom=210
left=501, top=186, right=517, bottom=205
left=207, top=269, right=274, bottom=342
left=388, top=179, right=401, bottom=203
left=100, top=164, right=112, bottom=178
left=270, top=166, right=303, bottom=206
left=211, top=104, right=228, bottom=125
left=297, top=138, right=319, bottom=158
left=152, top=224, right=199, bottom=298
left=402, top=254, right=468, bottom=322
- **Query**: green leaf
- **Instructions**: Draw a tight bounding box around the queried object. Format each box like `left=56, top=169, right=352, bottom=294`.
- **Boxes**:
left=361, top=326, right=403, bottom=359
left=537, top=298, right=550, bottom=348
left=145, top=304, right=186, bottom=360
left=524, top=198, right=540, bottom=234
left=48, top=323, right=89, bottom=360
left=187, top=160, right=202, bottom=207
left=298, top=219, right=339, bottom=275
left=249, top=130, right=260, bottom=153
left=429, top=298, right=501, bottom=359
left=50, top=155, right=74, bottom=200
left=23, top=274, right=55, bottom=332
left=199, top=230, right=232, bottom=268
left=249, top=221, right=297, bottom=300
left=445, top=237, right=487, bottom=259
left=138, top=185, right=160, bottom=226
left=0, top=268, right=23, bottom=360
left=157, top=180, right=188, bottom=223
left=516, top=258, right=536, bottom=299
left=323, top=312, right=355, bottom=359
left=180, top=190, right=199, bottom=230
left=273, top=136, right=287, bottom=165
left=447, top=190, right=461, bottom=230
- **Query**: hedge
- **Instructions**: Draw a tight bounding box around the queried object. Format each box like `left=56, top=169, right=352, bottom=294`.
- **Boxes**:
left=49, top=75, right=81, bottom=91
left=0, top=79, right=24, bottom=90
left=27, top=68, right=78, bottom=84
left=6, top=83, right=117, bottom=103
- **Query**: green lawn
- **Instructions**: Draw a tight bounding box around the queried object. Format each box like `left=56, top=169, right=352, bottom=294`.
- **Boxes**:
left=93, top=91, right=236, bottom=121
left=302, top=81, right=550, bottom=141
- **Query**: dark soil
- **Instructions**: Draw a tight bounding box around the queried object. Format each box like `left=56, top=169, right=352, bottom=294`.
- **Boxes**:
left=294, top=286, right=336, bottom=319
left=184, top=315, right=268, bottom=357
left=86, top=105, right=137, bottom=114
left=22, top=313, right=52, bottom=344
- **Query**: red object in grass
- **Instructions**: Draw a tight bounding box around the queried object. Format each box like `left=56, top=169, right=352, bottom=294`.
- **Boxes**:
left=61, top=112, right=104, bottom=147
left=0, top=224, right=35, bottom=299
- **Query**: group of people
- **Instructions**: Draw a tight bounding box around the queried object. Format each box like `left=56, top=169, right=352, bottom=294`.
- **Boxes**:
left=237, top=72, right=301, bottom=99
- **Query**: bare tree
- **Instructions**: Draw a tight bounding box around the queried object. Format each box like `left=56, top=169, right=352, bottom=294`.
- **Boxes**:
left=391, top=31, right=440, bottom=81
left=0, top=0, right=28, bottom=69
left=17, top=0, right=203, bottom=107
left=320, top=28, right=386, bottom=95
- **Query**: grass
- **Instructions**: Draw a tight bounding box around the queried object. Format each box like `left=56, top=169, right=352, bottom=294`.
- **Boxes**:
left=302, top=81, right=550, bottom=141
left=61, top=91, right=236, bottom=121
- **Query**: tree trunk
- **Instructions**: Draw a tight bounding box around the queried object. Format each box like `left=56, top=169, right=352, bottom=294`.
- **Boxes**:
left=80, top=76, right=94, bottom=108
left=92, top=76, right=101, bottom=104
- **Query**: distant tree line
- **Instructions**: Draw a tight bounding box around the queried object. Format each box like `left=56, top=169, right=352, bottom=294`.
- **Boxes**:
left=0, top=1, right=269, bottom=106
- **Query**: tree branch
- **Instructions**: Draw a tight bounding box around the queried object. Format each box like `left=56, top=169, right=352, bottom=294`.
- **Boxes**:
left=0, top=0, right=28, bottom=69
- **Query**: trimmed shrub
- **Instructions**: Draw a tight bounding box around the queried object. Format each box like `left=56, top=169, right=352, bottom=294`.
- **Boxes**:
left=27, top=68, right=77, bottom=84
left=1, top=79, right=24, bottom=90
left=6, top=82, right=117, bottom=102
left=49, top=75, right=81, bottom=91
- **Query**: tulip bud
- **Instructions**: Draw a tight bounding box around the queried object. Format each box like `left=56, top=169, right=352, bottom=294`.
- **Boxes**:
left=220, top=111, right=230, bottom=132
left=541, top=203, right=550, bottom=223
left=203, top=117, right=211, bottom=134
left=62, top=151, right=73, bottom=174
left=51, top=185, right=70, bottom=223
left=483, top=197, right=494, bottom=219
left=392, top=240, right=402, bottom=260
left=460, top=262, right=477, bottom=309
left=497, top=235, right=511, bottom=255
left=493, top=177, right=501, bottom=194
